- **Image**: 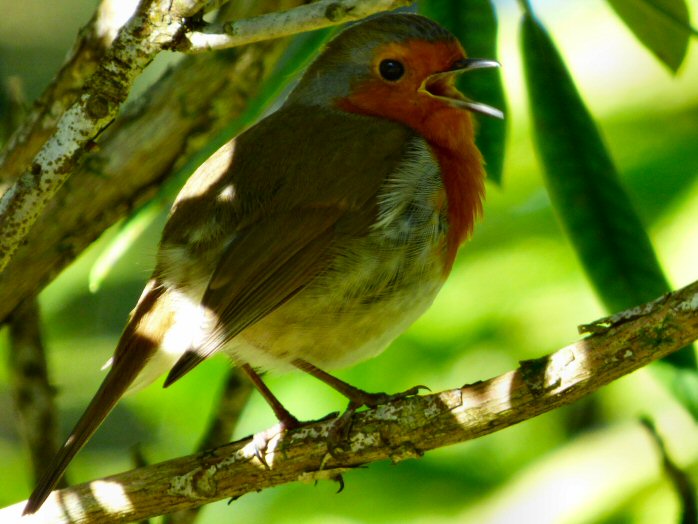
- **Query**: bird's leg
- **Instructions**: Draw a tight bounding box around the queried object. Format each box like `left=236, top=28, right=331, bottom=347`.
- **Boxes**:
left=292, top=359, right=425, bottom=409
left=241, top=364, right=340, bottom=466
left=240, top=364, right=300, bottom=429
left=240, top=364, right=302, bottom=468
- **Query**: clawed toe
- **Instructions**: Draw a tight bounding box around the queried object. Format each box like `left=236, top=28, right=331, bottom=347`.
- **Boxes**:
left=252, top=432, right=272, bottom=469
left=252, top=414, right=302, bottom=468
left=327, top=405, right=357, bottom=457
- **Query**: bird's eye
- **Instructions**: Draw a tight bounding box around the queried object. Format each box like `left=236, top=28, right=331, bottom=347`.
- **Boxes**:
left=379, top=59, right=405, bottom=81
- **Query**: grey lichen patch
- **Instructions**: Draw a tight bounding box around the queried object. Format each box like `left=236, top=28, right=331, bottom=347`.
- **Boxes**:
left=423, top=395, right=446, bottom=419
left=168, top=465, right=219, bottom=499
left=676, top=292, right=698, bottom=312
left=287, top=423, right=330, bottom=444
left=579, top=294, right=671, bottom=335
left=372, top=402, right=401, bottom=421
left=216, top=443, right=259, bottom=470
left=349, top=429, right=381, bottom=451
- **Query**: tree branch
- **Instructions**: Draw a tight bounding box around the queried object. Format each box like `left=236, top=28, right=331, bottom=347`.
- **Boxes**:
left=0, top=0, right=310, bottom=323
left=4, top=279, right=697, bottom=523
left=0, top=0, right=214, bottom=273
left=7, top=299, right=64, bottom=488
left=0, top=0, right=137, bottom=189
left=175, top=0, right=412, bottom=53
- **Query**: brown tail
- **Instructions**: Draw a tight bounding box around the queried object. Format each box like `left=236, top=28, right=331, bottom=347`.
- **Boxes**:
left=23, top=284, right=167, bottom=515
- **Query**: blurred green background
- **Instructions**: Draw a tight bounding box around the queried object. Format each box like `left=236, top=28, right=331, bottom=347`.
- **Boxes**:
left=1, top=0, right=698, bottom=522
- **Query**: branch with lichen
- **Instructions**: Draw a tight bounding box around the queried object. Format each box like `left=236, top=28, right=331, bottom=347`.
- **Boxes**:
left=0, top=0, right=208, bottom=273
left=163, top=369, right=253, bottom=524
left=175, top=0, right=413, bottom=53
left=2, top=279, right=696, bottom=524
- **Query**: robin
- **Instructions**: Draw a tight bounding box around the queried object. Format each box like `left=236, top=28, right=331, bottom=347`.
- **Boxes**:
left=24, top=12, right=501, bottom=514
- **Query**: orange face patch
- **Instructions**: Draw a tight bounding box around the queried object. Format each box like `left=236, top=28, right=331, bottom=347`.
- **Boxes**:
left=336, top=38, right=475, bottom=154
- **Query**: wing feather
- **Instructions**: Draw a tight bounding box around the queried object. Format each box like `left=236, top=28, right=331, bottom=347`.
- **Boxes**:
left=164, top=106, right=414, bottom=384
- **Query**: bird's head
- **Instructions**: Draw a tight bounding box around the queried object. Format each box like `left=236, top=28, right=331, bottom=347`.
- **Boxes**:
left=288, top=13, right=502, bottom=144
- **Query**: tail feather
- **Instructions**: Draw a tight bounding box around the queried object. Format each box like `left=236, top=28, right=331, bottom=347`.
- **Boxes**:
left=23, top=360, right=143, bottom=514
left=23, top=284, right=167, bottom=515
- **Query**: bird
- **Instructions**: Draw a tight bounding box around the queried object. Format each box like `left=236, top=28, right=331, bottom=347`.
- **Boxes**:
left=24, top=12, right=502, bottom=514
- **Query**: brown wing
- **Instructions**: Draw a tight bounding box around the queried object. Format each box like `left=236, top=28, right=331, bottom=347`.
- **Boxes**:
left=165, top=106, right=413, bottom=385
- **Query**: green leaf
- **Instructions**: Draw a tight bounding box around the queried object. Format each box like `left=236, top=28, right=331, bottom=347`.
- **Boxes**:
left=607, top=0, right=693, bottom=73
left=520, top=12, right=696, bottom=385
left=420, top=0, right=508, bottom=185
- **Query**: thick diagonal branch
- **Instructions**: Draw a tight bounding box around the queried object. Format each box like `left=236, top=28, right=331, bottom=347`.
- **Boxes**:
left=0, top=0, right=212, bottom=273
left=3, top=279, right=697, bottom=524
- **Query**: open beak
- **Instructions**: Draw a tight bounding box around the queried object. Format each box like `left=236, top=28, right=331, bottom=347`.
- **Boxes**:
left=420, top=58, right=504, bottom=119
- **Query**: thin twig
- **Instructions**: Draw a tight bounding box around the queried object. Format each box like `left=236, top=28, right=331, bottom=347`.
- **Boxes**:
left=176, top=0, right=413, bottom=53
left=3, top=278, right=697, bottom=524
left=640, top=417, right=697, bottom=524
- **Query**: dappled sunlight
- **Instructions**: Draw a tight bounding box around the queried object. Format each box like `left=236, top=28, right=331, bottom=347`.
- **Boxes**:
left=451, top=422, right=693, bottom=524
left=88, top=480, right=133, bottom=514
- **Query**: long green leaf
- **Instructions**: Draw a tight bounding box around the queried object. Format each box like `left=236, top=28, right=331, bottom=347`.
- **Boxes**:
left=420, top=0, right=508, bottom=185
left=607, top=0, right=693, bottom=73
left=520, top=10, right=697, bottom=413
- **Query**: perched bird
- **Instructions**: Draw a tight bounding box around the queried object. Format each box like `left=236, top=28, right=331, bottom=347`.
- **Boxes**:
left=24, top=13, right=501, bottom=514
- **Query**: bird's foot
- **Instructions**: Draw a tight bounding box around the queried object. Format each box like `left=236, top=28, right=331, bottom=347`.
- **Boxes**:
left=251, top=413, right=299, bottom=469
left=252, top=411, right=339, bottom=468
left=326, top=385, right=429, bottom=457
left=343, top=384, right=430, bottom=409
